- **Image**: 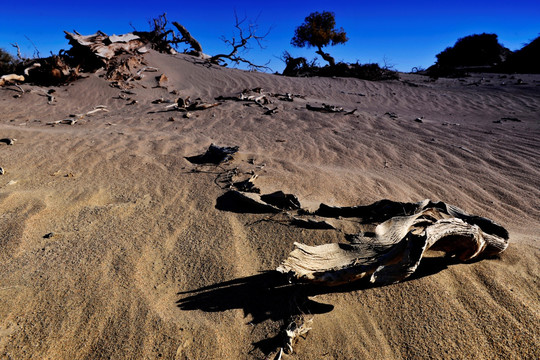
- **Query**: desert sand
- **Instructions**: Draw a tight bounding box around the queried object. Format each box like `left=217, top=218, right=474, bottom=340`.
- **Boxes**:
left=1, top=50, right=539, bottom=359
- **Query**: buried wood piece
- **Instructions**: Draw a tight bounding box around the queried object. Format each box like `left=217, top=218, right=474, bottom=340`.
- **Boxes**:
left=0, top=138, right=17, bottom=145
left=216, top=190, right=281, bottom=213
left=273, top=348, right=283, bottom=360
left=216, top=88, right=271, bottom=106
left=156, top=74, right=168, bottom=87
left=168, top=96, right=221, bottom=111
left=290, top=217, right=335, bottom=230
left=260, top=191, right=301, bottom=210
left=277, top=199, right=509, bottom=286
left=233, top=174, right=260, bottom=193
left=186, top=144, right=239, bottom=164
left=306, top=103, right=356, bottom=114
left=47, top=119, right=77, bottom=126
left=73, top=106, right=109, bottom=117
left=283, top=316, right=313, bottom=354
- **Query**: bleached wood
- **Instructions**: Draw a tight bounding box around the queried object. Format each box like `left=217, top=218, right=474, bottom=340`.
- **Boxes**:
left=277, top=200, right=509, bottom=286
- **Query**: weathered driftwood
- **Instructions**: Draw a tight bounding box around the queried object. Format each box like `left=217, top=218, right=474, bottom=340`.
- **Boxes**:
left=306, top=103, right=357, bottom=114
left=64, top=31, right=146, bottom=60
left=46, top=119, right=77, bottom=126
left=277, top=199, right=509, bottom=286
left=0, top=74, right=25, bottom=87
left=216, top=88, right=284, bottom=115
left=165, top=96, right=221, bottom=112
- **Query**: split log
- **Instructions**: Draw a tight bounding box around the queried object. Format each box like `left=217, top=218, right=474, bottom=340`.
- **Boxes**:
left=277, top=199, right=509, bottom=286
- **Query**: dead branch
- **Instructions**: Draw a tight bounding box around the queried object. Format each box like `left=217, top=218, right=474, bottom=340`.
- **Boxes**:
left=24, top=35, right=41, bottom=58
left=171, top=22, right=203, bottom=56
left=209, top=11, right=271, bottom=71
left=10, top=43, right=22, bottom=60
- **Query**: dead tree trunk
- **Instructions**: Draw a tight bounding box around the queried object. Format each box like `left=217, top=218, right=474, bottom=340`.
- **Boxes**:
left=172, top=22, right=203, bottom=56
left=316, top=46, right=336, bottom=67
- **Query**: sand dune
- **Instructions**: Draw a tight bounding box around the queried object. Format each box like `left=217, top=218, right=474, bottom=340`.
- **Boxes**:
left=1, top=51, right=539, bottom=359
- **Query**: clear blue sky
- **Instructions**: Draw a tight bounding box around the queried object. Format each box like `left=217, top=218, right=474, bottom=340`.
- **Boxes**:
left=1, top=1, right=539, bottom=72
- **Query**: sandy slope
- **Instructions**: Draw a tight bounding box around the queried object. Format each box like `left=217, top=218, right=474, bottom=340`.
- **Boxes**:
left=0, top=51, right=538, bottom=359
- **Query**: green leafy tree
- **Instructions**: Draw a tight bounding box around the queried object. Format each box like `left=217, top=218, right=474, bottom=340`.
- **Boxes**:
left=291, top=11, right=348, bottom=66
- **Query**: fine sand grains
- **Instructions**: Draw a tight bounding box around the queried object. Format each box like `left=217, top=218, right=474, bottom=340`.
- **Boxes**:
left=0, top=52, right=539, bottom=359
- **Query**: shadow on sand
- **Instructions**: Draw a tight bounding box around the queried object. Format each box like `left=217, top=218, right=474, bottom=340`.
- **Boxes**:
left=176, top=256, right=457, bottom=355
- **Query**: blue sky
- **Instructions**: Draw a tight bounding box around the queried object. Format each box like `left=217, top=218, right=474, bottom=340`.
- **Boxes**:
left=1, top=1, right=539, bottom=72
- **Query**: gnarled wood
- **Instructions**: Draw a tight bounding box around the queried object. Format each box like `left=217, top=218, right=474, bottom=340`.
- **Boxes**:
left=172, top=22, right=203, bottom=56
left=277, top=199, right=509, bottom=286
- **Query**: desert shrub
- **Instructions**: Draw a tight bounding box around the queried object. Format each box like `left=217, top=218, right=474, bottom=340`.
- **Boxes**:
left=436, top=33, right=510, bottom=67
left=281, top=51, right=318, bottom=76
left=282, top=53, right=398, bottom=81
left=504, top=35, right=540, bottom=73
left=427, top=33, right=511, bottom=77
left=0, top=48, right=18, bottom=75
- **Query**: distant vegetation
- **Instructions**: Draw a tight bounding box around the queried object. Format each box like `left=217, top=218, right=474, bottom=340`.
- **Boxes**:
left=0, top=48, right=19, bottom=75
left=2, top=13, right=539, bottom=81
left=291, top=11, right=348, bottom=67
left=282, top=51, right=398, bottom=80
left=427, top=33, right=540, bottom=77
left=283, top=11, right=397, bottom=81
left=503, top=35, right=540, bottom=74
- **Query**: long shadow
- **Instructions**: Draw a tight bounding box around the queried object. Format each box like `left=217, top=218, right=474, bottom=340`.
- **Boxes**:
left=176, top=256, right=457, bottom=355
left=181, top=191, right=505, bottom=355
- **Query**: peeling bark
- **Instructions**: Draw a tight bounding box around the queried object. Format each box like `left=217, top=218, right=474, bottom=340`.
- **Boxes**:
left=277, top=199, right=509, bottom=286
